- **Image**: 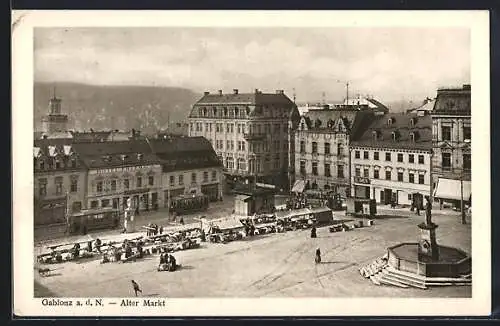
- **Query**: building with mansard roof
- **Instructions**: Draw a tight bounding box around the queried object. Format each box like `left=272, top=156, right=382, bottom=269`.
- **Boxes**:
left=293, top=107, right=376, bottom=197
left=188, top=89, right=300, bottom=192
left=350, top=112, right=432, bottom=207
left=430, top=84, right=471, bottom=207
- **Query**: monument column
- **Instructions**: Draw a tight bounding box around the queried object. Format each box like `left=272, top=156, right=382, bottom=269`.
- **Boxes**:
left=418, top=196, right=439, bottom=261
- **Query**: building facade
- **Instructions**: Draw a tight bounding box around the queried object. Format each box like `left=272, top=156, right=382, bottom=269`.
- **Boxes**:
left=188, top=89, right=300, bottom=191
left=33, top=140, right=87, bottom=225
left=350, top=113, right=433, bottom=206
left=292, top=108, right=376, bottom=197
left=430, top=84, right=471, bottom=206
left=72, top=141, right=164, bottom=212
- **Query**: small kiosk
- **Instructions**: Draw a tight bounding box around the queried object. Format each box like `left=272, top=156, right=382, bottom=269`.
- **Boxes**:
left=233, top=185, right=277, bottom=217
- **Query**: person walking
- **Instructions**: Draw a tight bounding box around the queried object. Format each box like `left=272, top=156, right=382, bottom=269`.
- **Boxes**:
left=315, top=248, right=322, bottom=264
left=131, top=280, right=142, bottom=297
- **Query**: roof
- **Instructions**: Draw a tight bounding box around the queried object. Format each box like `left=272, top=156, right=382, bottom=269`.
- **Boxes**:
left=411, top=99, right=436, bottom=112
left=33, top=141, right=86, bottom=172
left=71, top=131, right=112, bottom=143
left=350, top=113, right=432, bottom=151
left=194, top=91, right=295, bottom=106
left=342, top=97, right=390, bottom=113
left=432, top=85, right=471, bottom=115
left=300, top=108, right=375, bottom=138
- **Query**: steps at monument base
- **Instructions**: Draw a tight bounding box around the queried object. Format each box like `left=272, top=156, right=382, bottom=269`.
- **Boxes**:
left=385, top=266, right=472, bottom=287
left=380, top=269, right=428, bottom=289
left=378, top=275, right=410, bottom=288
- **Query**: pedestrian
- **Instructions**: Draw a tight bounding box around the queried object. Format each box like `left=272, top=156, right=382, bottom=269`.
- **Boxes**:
left=315, top=248, right=322, bottom=264
left=416, top=204, right=420, bottom=216
left=159, top=225, right=163, bottom=235
left=131, top=280, right=142, bottom=297
left=310, top=226, right=317, bottom=238
left=180, top=217, right=184, bottom=225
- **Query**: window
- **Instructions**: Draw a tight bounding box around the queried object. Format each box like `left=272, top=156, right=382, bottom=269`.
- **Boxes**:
left=463, top=126, right=471, bottom=141
left=237, top=158, right=246, bottom=170
left=363, top=168, right=369, bottom=178
left=442, top=126, right=451, bottom=141
left=90, top=201, right=98, bottom=209
left=374, top=170, right=379, bottom=179
left=312, top=162, right=318, bottom=176
left=442, top=153, right=451, bottom=170
left=124, top=179, right=129, bottom=190
left=39, top=179, right=47, bottom=196
left=408, top=154, right=414, bottom=163
left=385, top=170, right=392, bottom=180
left=463, top=154, right=471, bottom=171
left=111, top=180, right=117, bottom=191
left=397, top=172, right=403, bottom=182
left=385, top=152, right=391, bottom=161
left=324, top=143, right=330, bottom=154
left=212, top=171, right=217, bottom=181
left=312, top=142, right=318, bottom=154
left=137, top=177, right=142, bottom=188
left=397, top=153, right=403, bottom=162
left=355, top=167, right=361, bottom=177
left=418, top=174, right=425, bottom=184
left=97, top=181, right=103, bottom=193
left=149, top=176, right=154, bottom=186
left=300, top=141, right=306, bottom=153
left=363, top=151, right=369, bottom=159
left=71, top=159, right=77, bottom=168
left=410, top=133, right=416, bottom=142
left=55, top=160, right=61, bottom=169
left=337, top=165, right=344, bottom=178
left=324, top=164, right=331, bottom=177
left=355, top=150, right=360, bottom=159
left=300, top=161, right=306, bottom=175
left=39, top=160, right=45, bottom=170
left=179, top=175, right=184, bottom=185
left=337, top=144, right=343, bottom=156
left=226, top=140, right=230, bottom=150
left=409, top=173, right=415, bottom=183
left=203, top=171, right=209, bottom=182
left=374, top=152, right=379, bottom=160
left=418, top=155, right=424, bottom=164
left=70, top=179, right=78, bottom=192
left=101, top=199, right=110, bottom=207
left=191, top=172, right=197, bottom=183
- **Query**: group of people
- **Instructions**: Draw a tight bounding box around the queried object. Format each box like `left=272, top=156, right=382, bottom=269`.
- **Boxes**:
left=286, top=193, right=310, bottom=210
left=146, top=223, right=163, bottom=237
left=157, top=252, right=177, bottom=272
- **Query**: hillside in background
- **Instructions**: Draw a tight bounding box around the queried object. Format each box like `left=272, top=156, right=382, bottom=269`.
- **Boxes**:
left=34, top=82, right=201, bottom=133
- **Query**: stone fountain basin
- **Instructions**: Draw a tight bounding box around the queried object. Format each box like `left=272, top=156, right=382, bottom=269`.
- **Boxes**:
left=387, top=243, right=471, bottom=278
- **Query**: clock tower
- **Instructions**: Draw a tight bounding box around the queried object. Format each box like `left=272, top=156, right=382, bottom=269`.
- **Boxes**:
left=41, top=88, right=68, bottom=133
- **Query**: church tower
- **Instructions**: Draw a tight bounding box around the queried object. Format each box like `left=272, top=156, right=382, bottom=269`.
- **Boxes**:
left=41, top=87, right=68, bottom=133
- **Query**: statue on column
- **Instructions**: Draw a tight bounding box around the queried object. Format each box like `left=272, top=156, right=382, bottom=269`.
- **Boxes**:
left=425, top=196, right=433, bottom=226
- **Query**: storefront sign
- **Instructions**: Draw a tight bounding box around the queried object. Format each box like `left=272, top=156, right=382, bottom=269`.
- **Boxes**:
left=89, top=165, right=160, bottom=175
left=124, top=188, right=151, bottom=196
left=354, top=176, right=370, bottom=184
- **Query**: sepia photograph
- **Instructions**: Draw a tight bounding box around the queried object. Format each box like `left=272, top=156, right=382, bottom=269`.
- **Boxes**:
left=12, top=10, right=490, bottom=316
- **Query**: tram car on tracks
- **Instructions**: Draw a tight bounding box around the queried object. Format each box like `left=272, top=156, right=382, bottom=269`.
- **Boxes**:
left=170, top=193, right=209, bottom=215
left=67, top=207, right=121, bottom=235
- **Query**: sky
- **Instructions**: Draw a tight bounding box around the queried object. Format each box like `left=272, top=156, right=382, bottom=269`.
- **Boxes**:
left=34, top=27, right=470, bottom=103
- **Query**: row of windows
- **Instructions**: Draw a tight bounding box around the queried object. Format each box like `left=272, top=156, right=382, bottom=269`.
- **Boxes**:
left=35, top=157, right=78, bottom=170
left=441, top=153, right=471, bottom=170
left=191, top=122, right=288, bottom=134
left=224, top=157, right=281, bottom=172
left=354, top=150, right=426, bottom=164
left=299, top=161, right=345, bottom=178
left=354, top=167, right=426, bottom=184
left=168, top=171, right=218, bottom=186
left=440, top=125, right=471, bottom=141
left=37, top=177, right=78, bottom=196
left=95, top=175, right=155, bottom=193
left=299, top=141, right=345, bottom=155
left=197, top=106, right=290, bottom=119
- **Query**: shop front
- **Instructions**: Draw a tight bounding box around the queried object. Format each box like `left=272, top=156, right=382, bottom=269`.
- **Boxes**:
left=353, top=176, right=371, bottom=199
left=201, top=183, right=220, bottom=202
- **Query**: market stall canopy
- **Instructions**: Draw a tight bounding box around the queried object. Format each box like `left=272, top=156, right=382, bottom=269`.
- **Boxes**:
left=212, top=218, right=245, bottom=231
left=291, top=180, right=306, bottom=193
left=433, top=178, right=471, bottom=201
left=166, top=223, right=201, bottom=233
left=309, top=207, right=333, bottom=214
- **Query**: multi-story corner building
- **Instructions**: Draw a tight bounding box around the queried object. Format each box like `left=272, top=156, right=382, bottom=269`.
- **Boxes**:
left=350, top=113, right=433, bottom=206
left=33, top=139, right=87, bottom=225
left=430, top=84, right=471, bottom=207
left=292, top=108, right=376, bottom=197
left=72, top=141, right=164, bottom=212
left=188, top=89, right=300, bottom=191
left=150, top=137, right=224, bottom=205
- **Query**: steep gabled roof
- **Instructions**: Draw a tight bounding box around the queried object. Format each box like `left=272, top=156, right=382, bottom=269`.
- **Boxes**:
left=432, top=85, right=471, bottom=115
left=194, top=91, right=295, bottom=106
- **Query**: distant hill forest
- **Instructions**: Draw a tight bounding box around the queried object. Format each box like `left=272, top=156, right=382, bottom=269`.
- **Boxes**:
left=34, top=82, right=201, bottom=134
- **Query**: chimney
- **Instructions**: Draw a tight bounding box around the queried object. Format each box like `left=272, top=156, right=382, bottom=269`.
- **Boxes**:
left=204, top=91, right=210, bottom=96
left=218, top=90, right=223, bottom=96
left=233, top=89, right=239, bottom=95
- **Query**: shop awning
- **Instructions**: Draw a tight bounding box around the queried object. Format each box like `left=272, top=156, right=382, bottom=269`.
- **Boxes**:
left=291, top=180, right=305, bottom=193
left=235, top=195, right=251, bottom=202
left=433, top=178, right=471, bottom=201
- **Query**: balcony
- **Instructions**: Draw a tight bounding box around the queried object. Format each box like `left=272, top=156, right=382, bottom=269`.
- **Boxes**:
left=243, top=133, right=266, bottom=141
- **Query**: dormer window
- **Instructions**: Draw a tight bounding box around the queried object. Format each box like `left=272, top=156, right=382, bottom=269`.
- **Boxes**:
left=102, top=155, right=112, bottom=162
left=202, top=107, right=207, bottom=117
left=410, top=117, right=417, bottom=127
left=372, top=130, right=379, bottom=141
left=410, top=131, right=419, bottom=142
left=387, top=117, right=394, bottom=126
left=121, top=154, right=127, bottom=161
left=391, top=131, right=400, bottom=141
left=137, top=153, right=143, bottom=160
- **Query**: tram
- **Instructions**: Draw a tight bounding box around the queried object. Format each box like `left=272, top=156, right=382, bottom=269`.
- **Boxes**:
left=67, top=207, right=121, bottom=235
left=170, top=193, right=209, bottom=215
